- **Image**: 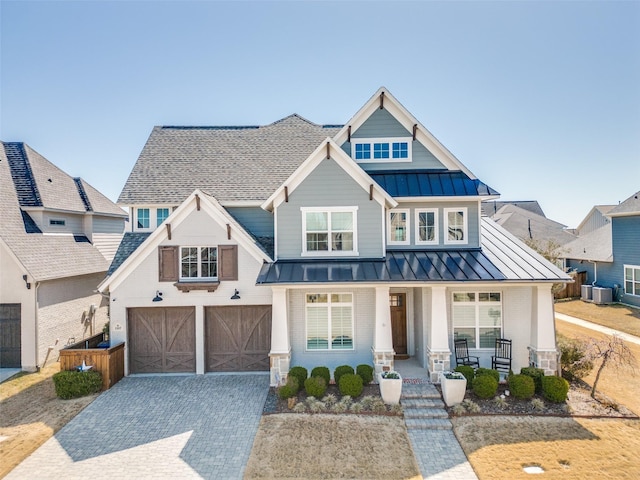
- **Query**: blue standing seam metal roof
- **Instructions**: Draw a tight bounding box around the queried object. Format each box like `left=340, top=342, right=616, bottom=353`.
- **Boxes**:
left=256, top=250, right=507, bottom=284
left=368, top=170, right=499, bottom=198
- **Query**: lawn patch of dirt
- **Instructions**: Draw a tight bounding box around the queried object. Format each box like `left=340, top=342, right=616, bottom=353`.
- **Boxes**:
left=244, top=414, right=420, bottom=480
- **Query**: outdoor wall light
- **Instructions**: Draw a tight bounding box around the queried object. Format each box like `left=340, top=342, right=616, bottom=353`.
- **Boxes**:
left=152, top=291, right=163, bottom=302
left=231, top=289, right=241, bottom=300
left=22, top=274, right=31, bottom=290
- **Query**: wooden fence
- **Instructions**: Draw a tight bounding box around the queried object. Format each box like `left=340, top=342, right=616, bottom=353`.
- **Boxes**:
left=554, top=271, right=587, bottom=300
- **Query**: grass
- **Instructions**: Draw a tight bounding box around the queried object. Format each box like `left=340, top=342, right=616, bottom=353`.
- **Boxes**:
left=555, top=299, right=640, bottom=337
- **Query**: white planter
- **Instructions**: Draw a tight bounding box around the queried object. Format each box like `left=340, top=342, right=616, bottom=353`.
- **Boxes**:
left=378, top=373, right=403, bottom=405
left=440, top=374, right=467, bottom=406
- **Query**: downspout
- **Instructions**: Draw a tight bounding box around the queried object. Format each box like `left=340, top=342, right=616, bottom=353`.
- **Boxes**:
left=34, top=281, right=41, bottom=370
left=589, top=261, right=597, bottom=286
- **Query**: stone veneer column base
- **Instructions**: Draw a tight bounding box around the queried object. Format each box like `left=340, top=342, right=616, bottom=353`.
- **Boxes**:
left=269, top=351, right=291, bottom=386
left=427, top=349, right=451, bottom=383
left=528, top=347, right=558, bottom=376
left=372, top=349, right=395, bottom=378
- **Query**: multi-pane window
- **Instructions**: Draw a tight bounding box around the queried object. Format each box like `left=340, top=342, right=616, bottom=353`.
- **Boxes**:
left=374, top=143, right=390, bottom=159
left=355, top=143, right=371, bottom=160
left=416, top=209, right=438, bottom=244
left=180, top=247, right=217, bottom=279
left=625, top=265, right=640, bottom=296
left=388, top=209, right=409, bottom=244
left=392, top=142, right=408, bottom=158
left=351, top=138, right=412, bottom=162
left=306, top=293, right=353, bottom=350
left=137, top=208, right=150, bottom=229
left=302, top=208, right=357, bottom=254
left=157, top=208, right=170, bottom=226
left=444, top=208, right=467, bottom=244
left=453, top=292, right=502, bottom=348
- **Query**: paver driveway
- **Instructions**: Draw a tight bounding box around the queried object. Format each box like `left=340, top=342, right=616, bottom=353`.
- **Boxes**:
left=6, top=374, right=269, bottom=480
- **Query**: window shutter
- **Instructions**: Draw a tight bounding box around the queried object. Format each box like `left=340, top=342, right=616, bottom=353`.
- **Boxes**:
left=218, top=245, right=238, bottom=281
left=158, top=246, right=179, bottom=282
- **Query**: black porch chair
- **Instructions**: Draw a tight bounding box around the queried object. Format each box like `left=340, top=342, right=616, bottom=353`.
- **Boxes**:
left=454, top=339, right=479, bottom=368
left=491, top=338, right=512, bottom=374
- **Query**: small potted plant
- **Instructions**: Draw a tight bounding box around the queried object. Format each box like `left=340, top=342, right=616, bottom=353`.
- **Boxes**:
left=440, top=371, right=467, bottom=406
left=378, top=370, right=402, bottom=405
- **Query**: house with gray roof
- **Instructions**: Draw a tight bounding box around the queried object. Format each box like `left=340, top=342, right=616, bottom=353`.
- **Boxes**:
left=100, top=88, right=570, bottom=383
left=1, top=142, right=127, bottom=371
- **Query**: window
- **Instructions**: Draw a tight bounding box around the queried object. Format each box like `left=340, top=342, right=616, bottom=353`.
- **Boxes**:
left=351, top=137, right=412, bottom=163
left=416, top=209, right=438, bottom=244
left=302, top=207, right=358, bottom=255
left=625, top=265, right=640, bottom=296
left=444, top=208, right=467, bottom=244
left=157, top=208, right=170, bottom=226
left=137, top=208, right=150, bottom=229
left=180, top=247, right=217, bottom=279
left=388, top=209, right=409, bottom=245
left=49, top=219, right=66, bottom=226
left=306, top=293, right=353, bottom=350
left=453, top=292, right=502, bottom=348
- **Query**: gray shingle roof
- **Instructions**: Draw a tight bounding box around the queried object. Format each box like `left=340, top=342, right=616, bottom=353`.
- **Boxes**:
left=562, top=223, right=613, bottom=262
left=609, top=191, right=640, bottom=216
left=117, top=115, right=342, bottom=205
left=489, top=204, right=576, bottom=246
left=482, top=200, right=545, bottom=217
left=107, top=232, right=151, bottom=275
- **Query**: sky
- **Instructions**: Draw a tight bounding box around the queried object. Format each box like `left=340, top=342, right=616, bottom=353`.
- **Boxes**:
left=1, top=0, right=639, bottom=229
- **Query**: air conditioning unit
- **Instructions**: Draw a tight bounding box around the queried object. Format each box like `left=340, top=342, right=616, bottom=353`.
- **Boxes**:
left=581, top=285, right=593, bottom=301
left=592, top=287, right=612, bottom=305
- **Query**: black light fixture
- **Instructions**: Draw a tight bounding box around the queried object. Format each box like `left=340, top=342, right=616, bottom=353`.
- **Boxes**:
left=22, top=274, right=31, bottom=290
left=231, top=289, right=241, bottom=300
left=152, top=291, right=163, bottom=302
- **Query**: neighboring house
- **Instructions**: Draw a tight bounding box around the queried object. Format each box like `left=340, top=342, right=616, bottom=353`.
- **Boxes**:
left=564, top=191, right=640, bottom=307
left=0, top=142, right=127, bottom=371
left=482, top=200, right=546, bottom=218
left=99, top=88, right=569, bottom=384
left=574, top=205, right=615, bottom=236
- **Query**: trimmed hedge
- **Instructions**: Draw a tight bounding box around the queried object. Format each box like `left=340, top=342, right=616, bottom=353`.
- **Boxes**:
left=288, top=366, right=308, bottom=391
left=304, top=376, right=327, bottom=398
left=311, top=366, right=331, bottom=386
left=334, top=365, right=355, bottom=385
left=52, top=370, right=102, bottom=399
left=508, top=374, right=535, bottom=399
left=356, top=364, right=374, bottom=385
left=542, top=375, right=570, bottom=403
left=278, top=376, right=299, bottom=399
left=454, top=365, right=474, bottom=387
left=338, top=373, right=363, bottom=398
left=472, top=375, right=498, bottom=399
left=520, top=367, right=545, bottom=394
left=475, top=368, right=500, bottom=383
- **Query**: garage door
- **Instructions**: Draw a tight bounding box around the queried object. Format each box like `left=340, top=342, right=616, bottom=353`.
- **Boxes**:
left=0, top=304, right=21, bottom=368
left=205, top=306, right=271, bottom=372
left=128, top=307, right=195, bottom=373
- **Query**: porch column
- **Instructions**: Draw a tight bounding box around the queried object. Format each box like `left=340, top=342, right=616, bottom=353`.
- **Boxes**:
left=427, top=286, right=451, bottom=382
left=269, top=286, right=291, bottom=386
left=372, top=285, right=395, bottom=375
left=529, top=284, right=558, bottom=376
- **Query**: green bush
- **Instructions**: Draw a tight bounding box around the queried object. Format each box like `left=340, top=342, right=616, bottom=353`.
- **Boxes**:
left=472, top=375, right=498, bottom=399
left=277, top=376, right=299, bottom=399
left=52, top=370, right=102, bottom=399
left=557, top=335, right=593, bottom=381
left=542, top=375, right=570, bottom=403
left=520, top=367, right=545, bottom=394
left=339, top=373, right=363, bottom=398
left=304, top=376, right=327, bottom=398
left=508, top=374, right=535, bottom=399
left=288, top=366, right=308, bottom=391
left=454, top=365, right=474, bottom=387
left=311, top=366, right=331, bottom=386
left=334, top=365, right=355, bottom=385
left=356, top=364, right=374, bottom=384
left=475, top=368, right=500, bottom=383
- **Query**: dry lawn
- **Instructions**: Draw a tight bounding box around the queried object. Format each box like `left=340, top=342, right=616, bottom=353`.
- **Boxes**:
left=244, top=414, right=420, bottom=480
left=0, top=363, right=98, bottom=478
left=555, top=299, right=640, bottom=337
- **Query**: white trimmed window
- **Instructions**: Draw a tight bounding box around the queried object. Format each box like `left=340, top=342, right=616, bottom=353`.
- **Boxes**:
left=49, top=219, right=66, bottom=226
left=306, top=293, right=354, bottom=351
left=180, top=247, right=217, bottom=279
left=388, top=209, right=410, bottom=245
left=625, top=265, right=640, bottom=296
left=415, top=208, right=438, bottom=244
left=351, top=137, right=412, bottom=163
left=444, top=208, right=468, bottom=244
left=157, top=208, right=170, bottom=226
left=301, top=207, right=358, bottom=256
left=452, top=292, right=502, bottom=349
left=137, top=208, right=150, bottom=229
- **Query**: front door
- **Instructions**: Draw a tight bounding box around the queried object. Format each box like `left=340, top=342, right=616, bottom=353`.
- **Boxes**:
left=390, top=293, right=407, bottom=356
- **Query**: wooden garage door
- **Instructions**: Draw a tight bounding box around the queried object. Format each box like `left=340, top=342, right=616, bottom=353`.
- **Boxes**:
left=128, top=307, right=195, bottom=374
left=0, top=304, right=21, bottom=368
left=205, top=306, right=271, bottom=372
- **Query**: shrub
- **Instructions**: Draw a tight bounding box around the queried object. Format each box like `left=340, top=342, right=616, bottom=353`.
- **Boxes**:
left=288, top=366, right=308, bottom=391
left=52, top=370, right=102, bottom=399
left=277, top=376, right=299, bottom=399
left=557, top=335, right=593, bottom=381
left=508, top=374, right=535, bottom=399
left=475, top=368, right=500, bottom=384
left=454, top=365, right=474, bottom=387
left=542, top=375, right=570, bottom=403
left=334, top=365, right=355, bottom=385
left=338, top=373, right=363, bottom=398
left=356, top=364, right=374, bottom=384
left=311, top=366, right=331, bottom=386
left=304, top=376, right=327, bottom=398
left=472, top=374, right=498, bottom=399
left=520, top=367, right=545, bottom=394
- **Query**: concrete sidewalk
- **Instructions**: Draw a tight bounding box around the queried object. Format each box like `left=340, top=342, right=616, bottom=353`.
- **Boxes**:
left=556, top=312, right=640, bottom=346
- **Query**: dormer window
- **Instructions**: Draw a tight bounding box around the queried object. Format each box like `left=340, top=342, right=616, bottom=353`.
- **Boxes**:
left=351, top=137, right=412, bottom=163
